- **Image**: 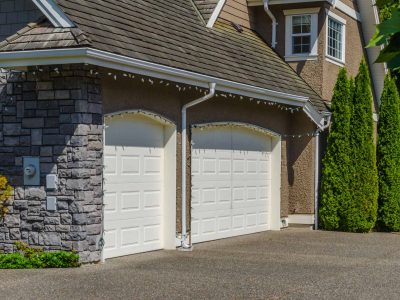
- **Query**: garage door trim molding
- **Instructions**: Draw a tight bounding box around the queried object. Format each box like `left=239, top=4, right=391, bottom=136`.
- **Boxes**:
left=104, top=109, right=176, bottom=126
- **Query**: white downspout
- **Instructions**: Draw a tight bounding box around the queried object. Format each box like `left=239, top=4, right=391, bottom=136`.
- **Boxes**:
left=181, top=83, right=216, bottom=249
left=314, top=113, right=331, bottom=230
left=314, top=130, right=320, bottom=230
left=263, top=0, right=277, bottom=48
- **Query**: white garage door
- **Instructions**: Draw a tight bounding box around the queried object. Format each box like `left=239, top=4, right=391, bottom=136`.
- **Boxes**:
left=103, top=114, right=165, bottom=259
left=191, top=125, right=272, bottom=243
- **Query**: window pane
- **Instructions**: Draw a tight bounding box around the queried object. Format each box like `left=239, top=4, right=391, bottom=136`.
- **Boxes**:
left=327, top=17, right=343, bottom=60
left=292, top=15, right=311, bottom=34
left=293, top=35, right=311, bottom=54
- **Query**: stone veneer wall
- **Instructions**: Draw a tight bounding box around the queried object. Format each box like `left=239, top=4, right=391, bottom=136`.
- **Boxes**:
left=0, top=64, right=103, bottom=263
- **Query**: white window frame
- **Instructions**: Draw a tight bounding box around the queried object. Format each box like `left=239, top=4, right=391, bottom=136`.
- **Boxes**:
left=325, top=10, right=346, bottom=66
left=284, top=8, right=320, bottom=62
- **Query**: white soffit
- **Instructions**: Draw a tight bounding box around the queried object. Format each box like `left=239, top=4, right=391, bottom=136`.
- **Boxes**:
left=32, top=0, right=74, bottom=28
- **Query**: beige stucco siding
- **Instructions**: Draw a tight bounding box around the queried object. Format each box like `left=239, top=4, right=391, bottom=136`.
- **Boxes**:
left=253, top=2, right=366, bottom=102
left=101, top=71, right=317, bottom=230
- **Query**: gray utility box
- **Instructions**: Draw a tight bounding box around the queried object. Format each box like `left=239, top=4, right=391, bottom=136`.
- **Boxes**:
left=23, top=157, right=40, bottom=186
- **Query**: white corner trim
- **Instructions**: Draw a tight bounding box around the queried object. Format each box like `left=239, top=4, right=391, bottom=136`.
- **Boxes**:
left=32, top=0, right=74, bottom=28
left=334, top=0, right=361, bottom=21
left=283, top=7, right=321, bottom=16
left=206, top=0, right=226, bottom=28
left=288, top=214, right=315, bottom=225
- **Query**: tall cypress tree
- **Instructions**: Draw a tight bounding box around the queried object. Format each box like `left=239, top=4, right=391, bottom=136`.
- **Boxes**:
left=319, top=69, right=351, bottom=230
left=377, top=74, right=400, bottom=231
left=342, top=60, right=378, bottom=233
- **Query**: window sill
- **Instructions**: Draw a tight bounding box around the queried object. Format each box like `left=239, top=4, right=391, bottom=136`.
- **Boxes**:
left=326, top=56, right=345, bottom=67
left=285, top=54, right=318, bottom=62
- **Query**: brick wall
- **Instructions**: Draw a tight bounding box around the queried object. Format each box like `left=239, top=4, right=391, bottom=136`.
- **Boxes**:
left=0, top=64, right=104, bottom=263
left=0, top=0, right=43, bottom=41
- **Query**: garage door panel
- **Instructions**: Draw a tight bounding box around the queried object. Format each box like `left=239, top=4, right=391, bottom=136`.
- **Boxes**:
left=192, top=126, right=272, bottom=244
left=104, top=114, right=165, bottom=259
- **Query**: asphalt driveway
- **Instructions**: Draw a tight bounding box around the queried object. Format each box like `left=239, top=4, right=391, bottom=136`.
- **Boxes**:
left=1, top=228, right=400, bottom=300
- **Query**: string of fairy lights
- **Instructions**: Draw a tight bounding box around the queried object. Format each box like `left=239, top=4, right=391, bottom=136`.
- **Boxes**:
left=6, top=65, right=321, bottom=138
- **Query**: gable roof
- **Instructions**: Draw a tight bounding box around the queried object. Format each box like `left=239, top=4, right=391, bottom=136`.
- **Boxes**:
left=0, top=0, right=328, bottom=114
left=193, top=0, right=220, bottom=23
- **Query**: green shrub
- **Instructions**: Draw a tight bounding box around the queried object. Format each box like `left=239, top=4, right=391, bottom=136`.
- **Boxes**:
left=0, top=242, right=80, bottom=269
left=342, top=60, right=379, bottom=233
left=377, top=74, right=400, bottom=232
left=319, top=68, right=352, bottom=230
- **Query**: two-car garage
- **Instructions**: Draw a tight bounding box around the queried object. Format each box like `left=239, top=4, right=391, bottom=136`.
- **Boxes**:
left=102, top=112, right=281, bottom=260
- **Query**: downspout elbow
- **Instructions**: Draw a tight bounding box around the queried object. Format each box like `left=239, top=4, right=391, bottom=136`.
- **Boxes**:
left=263, top=0, right=277, bottom=48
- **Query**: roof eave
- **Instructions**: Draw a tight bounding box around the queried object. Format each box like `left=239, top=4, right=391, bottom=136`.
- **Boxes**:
left=0, top=47, right=328, bottom=127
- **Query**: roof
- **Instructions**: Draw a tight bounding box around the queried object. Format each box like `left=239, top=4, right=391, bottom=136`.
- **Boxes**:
left=193, top=0, right=219, bottom=23
left=0, top=0, right=328, bottom=112
left=0, top=20, right=91, bottom=52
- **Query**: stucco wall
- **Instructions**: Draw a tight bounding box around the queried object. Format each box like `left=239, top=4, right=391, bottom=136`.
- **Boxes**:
left=101, top=70, right=317, bottom=231
left=253, top=2, right=367, bottom=102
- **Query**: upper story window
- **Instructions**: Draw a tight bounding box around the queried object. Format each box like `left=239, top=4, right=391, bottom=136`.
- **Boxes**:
left=326, top=12, right=346, bottom=65
left=292, top=15, right=312, bottom=54
left=284, top=8, right=320, bottom=62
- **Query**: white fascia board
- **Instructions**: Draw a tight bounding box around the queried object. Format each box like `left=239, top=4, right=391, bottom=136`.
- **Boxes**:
left=0, top=47, right=326, bottom=125
left=206, top=0, right=226, bottom=28
left=32, top=0, right=74, bottom=28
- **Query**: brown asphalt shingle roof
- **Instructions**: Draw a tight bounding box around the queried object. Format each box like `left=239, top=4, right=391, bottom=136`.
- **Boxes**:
left=193, top=0, right=219, bottom=23
left=0, top=0, right=328, bottom=112
left=0, top=21, right=91, bottom=51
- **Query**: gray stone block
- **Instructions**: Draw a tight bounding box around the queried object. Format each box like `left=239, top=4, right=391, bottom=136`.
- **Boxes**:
left=39, top=232, right=61, bottom=246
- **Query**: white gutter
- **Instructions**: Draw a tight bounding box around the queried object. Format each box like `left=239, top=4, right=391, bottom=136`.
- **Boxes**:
left=263, top=0, right=277, bottom=48
left=0, top=47, right=327, bottom=126
left=181, top=83, right=217, bottom=249
left=32, top=0, right=74, bottom=28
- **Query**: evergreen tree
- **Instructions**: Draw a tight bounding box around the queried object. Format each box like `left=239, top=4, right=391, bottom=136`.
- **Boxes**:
left=377, top=74, right=400, bottom=231
left=319, top=69, right=351, bottom=230
left=342, top=60, right=379, bottom=232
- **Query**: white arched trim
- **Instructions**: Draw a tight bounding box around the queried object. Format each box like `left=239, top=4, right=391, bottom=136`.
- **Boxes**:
left=191, top=122, right=281, bottom=138
left=104, top=109, right=175, bottom=126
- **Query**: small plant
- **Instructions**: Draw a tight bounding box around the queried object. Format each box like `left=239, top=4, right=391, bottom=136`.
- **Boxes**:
left=0, top=175, right=12, bottom=220
left=0, top=242, right=80, bottom=269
